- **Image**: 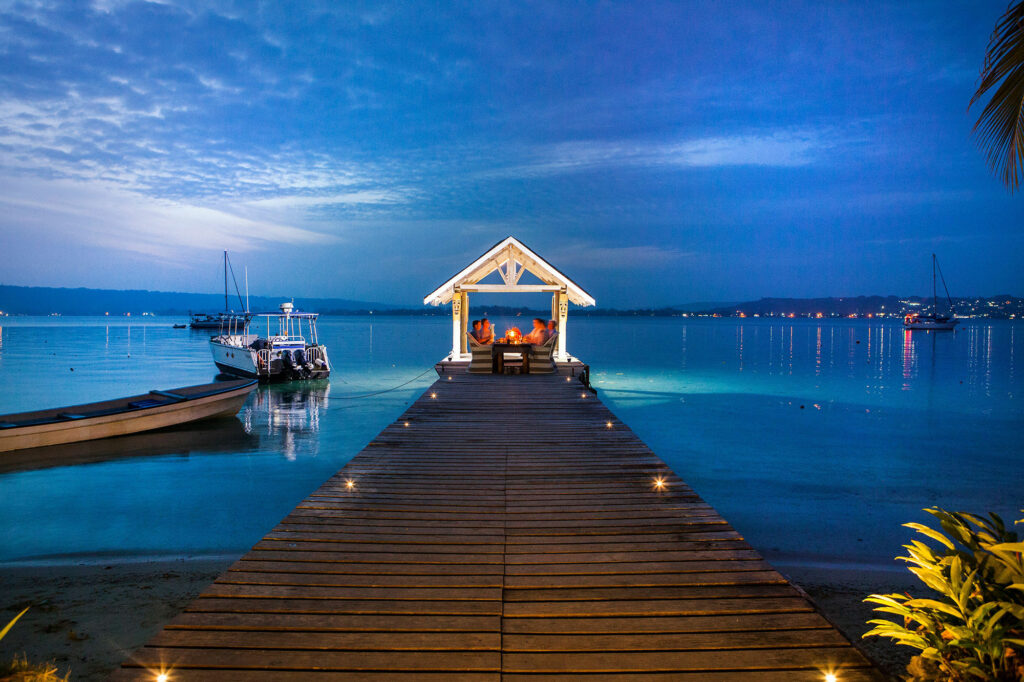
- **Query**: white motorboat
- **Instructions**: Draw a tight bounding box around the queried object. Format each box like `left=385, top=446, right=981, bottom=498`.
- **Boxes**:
left=210, top=302, right=331, bottom=382
left=904, top=254, right=959, bottom=331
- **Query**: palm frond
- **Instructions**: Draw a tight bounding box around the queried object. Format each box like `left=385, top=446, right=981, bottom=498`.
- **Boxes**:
left=970, top=1, right=1024, bottom=193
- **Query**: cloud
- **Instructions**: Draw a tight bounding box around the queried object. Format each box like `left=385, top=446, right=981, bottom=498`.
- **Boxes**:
left=487, top=129, right=834, bottom=178
left=547, top=243, right=694, bottom=270
left=0, top=175, right=335, bottom=263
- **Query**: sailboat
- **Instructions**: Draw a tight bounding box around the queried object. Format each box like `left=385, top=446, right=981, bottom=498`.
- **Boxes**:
left=904, top=254, right=959, bottom=331
left=189, top=251, right=251, bottom=330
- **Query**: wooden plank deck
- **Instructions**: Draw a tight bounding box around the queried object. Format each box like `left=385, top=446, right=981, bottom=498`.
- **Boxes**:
left=115, top=373, right=881, bottom=681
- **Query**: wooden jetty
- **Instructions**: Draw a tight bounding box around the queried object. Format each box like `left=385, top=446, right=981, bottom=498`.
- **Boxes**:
left=116, top=373, right=881, bottom=680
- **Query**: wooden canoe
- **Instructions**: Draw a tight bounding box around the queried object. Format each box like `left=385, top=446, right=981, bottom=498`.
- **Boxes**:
left=0, top=379, right=258, bottom=453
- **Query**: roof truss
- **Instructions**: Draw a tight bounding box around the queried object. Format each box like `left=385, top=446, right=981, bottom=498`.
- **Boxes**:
left=423, top=237, right=596, bottom=307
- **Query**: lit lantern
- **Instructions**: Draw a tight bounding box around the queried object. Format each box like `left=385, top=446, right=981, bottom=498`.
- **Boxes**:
left=345, top=479, right=355, bottom=490
left=653, top=477, right=666, bottom=490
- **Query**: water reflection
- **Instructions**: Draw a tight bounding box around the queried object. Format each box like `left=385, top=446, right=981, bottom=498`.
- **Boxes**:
left=242, top=382, right=331, bottom=461
left=0, top=418, right=257, bottom=475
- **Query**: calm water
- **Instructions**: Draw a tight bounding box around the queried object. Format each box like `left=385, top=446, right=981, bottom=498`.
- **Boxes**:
left=0, top=316, right=1020, bottom=570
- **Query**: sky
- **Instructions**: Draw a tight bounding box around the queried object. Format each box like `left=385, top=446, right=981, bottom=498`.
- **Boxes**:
left=0, top=1, right=1020, bottom=308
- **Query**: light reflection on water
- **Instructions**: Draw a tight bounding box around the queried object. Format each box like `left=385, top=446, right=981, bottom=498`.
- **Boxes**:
left=0, top=316, right=1021, bottom=570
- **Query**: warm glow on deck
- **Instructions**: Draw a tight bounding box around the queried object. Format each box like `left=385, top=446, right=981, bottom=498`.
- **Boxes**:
left=653, top=477, right=666, bottom=489
left=345, top=479, right=355, bottom=490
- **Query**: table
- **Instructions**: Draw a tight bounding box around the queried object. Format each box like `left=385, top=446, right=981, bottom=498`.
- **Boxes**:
left=491, top=343, right=532, bottom=374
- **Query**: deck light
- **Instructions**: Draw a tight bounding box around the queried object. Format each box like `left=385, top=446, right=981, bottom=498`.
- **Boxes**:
left=403, top=421, right=410, bottom=427
left=447, top=376, right=452, bottom=380
left=430, top=392, right=437, bottom=399
left=580, top=392, right=587, bottom=398
left=653, top=477, right=666, bottom=490
left=606, top=421, right=613, bottom=428
left=566, top=376, right=571, bottom=381
left=156, top=674, right=169, bottom=682
left=345, top=479, right=355, bottom=490
left=824, top=674, right=837, bottom=682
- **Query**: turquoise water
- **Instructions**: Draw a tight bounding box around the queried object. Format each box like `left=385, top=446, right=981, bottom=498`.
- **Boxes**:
left=0, top=316, right=1020, bottom=569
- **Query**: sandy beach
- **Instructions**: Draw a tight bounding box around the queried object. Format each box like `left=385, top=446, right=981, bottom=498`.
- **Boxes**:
left=0, top=554, right=914, bottom=681
left=0, top=556, right=234, bottom=681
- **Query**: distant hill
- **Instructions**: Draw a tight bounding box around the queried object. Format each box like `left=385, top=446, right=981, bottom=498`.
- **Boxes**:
left=0, top=285, right=396, bottom=316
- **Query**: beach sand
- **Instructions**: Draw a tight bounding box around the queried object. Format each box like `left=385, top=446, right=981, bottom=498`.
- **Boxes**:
left=0, top=556, right=914, bottom=681
left=0, top=556, right=233, bottom=681
left=781, top=562, right=918, bottom=680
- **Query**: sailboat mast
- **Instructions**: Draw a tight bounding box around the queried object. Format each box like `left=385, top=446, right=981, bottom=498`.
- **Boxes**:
left=932, top=253, right=937, bottom=312
left=223, top=250, right=229, bottom=312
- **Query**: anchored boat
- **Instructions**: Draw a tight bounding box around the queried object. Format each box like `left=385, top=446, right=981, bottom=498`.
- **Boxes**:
left=210, top=302, right=331, bottom=382
left=904, top=254, right=959, bottom=331
left=189, top=250, right=249, bottom=330
left=0, top=379, right=256, bottom=453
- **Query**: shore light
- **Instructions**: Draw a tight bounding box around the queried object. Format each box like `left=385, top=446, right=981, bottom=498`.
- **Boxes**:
left=345, top=479, right=355, bottom=490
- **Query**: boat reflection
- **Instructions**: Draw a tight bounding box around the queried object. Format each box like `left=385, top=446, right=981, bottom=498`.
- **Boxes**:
left=240, top=381, right=330, bottom=461
left=0, top=417, right=257, bottom=474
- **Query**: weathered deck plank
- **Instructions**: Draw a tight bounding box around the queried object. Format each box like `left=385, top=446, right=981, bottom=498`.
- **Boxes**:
left=115, top=373, right=880, bottom=680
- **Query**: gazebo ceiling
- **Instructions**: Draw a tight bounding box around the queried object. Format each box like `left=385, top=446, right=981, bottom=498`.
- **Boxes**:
left=423, top=236, right=596, bottom=307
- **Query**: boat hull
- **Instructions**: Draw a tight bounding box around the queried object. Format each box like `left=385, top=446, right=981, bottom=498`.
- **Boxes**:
left=0, top=380, right=256, bottom=453
left=210, top=338, right=330, bottom=382
left=904, top=319, right=959, bottom=331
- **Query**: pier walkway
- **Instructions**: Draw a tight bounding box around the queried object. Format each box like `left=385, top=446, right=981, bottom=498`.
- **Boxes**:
left=116, top=373, right=881, bottom=680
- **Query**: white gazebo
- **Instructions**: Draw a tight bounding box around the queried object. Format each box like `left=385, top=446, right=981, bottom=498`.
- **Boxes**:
left=424, top=236, right=596, bottom=363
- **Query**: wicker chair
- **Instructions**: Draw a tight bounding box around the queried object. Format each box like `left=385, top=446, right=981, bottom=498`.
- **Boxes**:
left=529, top=333, right=557, bottom=374
left=467, top=335, right=493, bottom=374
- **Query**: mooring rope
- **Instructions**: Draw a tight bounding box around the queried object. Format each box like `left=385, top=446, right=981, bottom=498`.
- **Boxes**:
left=331, top=366, right=437, bottom=400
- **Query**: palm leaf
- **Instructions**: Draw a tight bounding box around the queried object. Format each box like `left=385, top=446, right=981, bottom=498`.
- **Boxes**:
left=0, top=606, right=29, bottom=642
left=970, top=0, right=1024, bottom=193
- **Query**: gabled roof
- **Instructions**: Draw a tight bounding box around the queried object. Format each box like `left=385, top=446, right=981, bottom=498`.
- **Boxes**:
left=423, top=236, right=596, bottom=307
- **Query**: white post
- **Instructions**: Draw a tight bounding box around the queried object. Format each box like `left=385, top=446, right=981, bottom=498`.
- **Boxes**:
left=460, top=291, right=469, bottom=356
left=451, top=290, right=463, bottom=359
left=557, top=289, right=568, bottom=362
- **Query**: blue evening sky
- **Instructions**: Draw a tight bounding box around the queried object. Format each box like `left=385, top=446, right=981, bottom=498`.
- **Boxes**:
left=0, top=1, right=1020, bottom=307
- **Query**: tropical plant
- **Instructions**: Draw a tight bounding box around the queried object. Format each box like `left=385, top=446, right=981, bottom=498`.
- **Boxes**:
left=0, top=653, right=69, bottom=681
left=970, top=0, right=1024, bottom=193
left=0, top=608, right=29, bottom=644
left=864, top=508, right=1024, bottom=681
left=1, top=607, right=69, bottom=682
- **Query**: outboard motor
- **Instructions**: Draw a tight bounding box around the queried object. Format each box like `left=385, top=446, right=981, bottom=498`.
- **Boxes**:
left=293, top=348, right=311, bottom=378
left=280, top=349, right=295, bottom=379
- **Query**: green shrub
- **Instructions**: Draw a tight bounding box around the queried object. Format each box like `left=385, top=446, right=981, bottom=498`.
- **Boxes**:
left=864, top=508, right=1024, bottom=681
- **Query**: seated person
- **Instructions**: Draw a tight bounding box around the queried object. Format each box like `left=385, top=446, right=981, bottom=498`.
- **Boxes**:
left=547, top=320, right=557, bottom=338
left=468, top=319, right=482, bottom=342
left=478, top=318, right=494, bottom=344
left=523, top=318, right=548, bottom=345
